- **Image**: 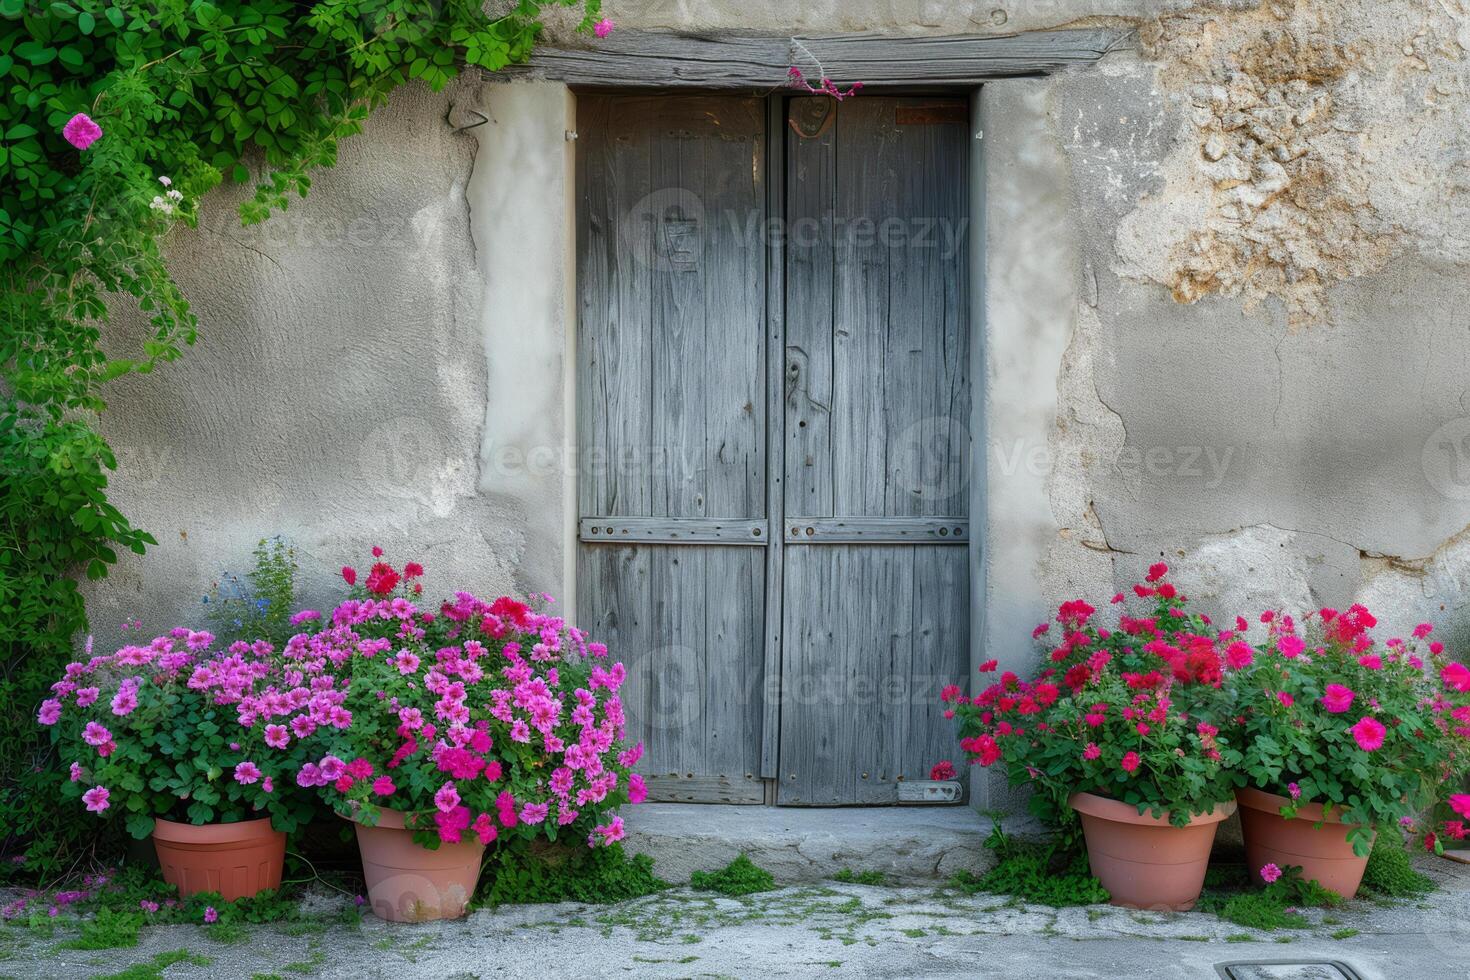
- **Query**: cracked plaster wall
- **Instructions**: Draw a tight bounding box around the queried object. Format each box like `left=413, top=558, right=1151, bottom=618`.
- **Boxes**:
left=81, top=2, right=1470, bottom=811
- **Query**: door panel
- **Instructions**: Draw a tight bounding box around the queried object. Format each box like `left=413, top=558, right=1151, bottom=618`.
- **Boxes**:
left=576, top=94, right=972, bottom=806
left=777, top=97, right=971, bottom=805
left=576, top=95, right=768, bottom=803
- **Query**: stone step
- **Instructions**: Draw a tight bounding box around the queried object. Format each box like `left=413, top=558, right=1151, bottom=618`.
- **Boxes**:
left=622, top=803, right=1002, bottom=885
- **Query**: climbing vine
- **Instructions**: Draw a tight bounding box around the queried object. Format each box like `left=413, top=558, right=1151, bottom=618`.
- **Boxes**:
left=0, top=0, right=604, bottom=876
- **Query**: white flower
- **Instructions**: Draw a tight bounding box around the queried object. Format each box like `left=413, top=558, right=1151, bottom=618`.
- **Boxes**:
left=158, top=175, right=172, bottom=186
left=166, top=189, right=183, bottom=202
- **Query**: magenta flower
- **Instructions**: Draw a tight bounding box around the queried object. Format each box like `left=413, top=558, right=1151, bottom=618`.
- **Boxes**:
left=82, top=721, right=111, bottom=746
left=371, top=776, right=396, bottom=796
left=82, top=786, right=110, bottom=813
left=1320, top=683, right=1356, bottom=714
left=233, top=761, right=262, bottom=785
left=203, top=906, right=218, bottom=924
left=264, top=724, right=290, bottom=749
left=63, top=113, right=102, bottom=150
left=37, top=700, right=61, bottom=725
left=434, top=782, right=461, bottom=813
left=593, top=17, right=614, bottom=38
left=1351, top=716, right=1386, bottom=752
left=1288, top=782, right=1301, bottom=800
left=1260, top=862, right=1282, bottom=884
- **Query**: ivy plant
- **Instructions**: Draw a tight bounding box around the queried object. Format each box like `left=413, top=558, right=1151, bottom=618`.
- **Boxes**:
left=0, top=0, right=602, bottom=877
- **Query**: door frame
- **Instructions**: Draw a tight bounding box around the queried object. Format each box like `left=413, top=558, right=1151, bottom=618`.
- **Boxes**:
left=569, top=90, right=982, bottom=805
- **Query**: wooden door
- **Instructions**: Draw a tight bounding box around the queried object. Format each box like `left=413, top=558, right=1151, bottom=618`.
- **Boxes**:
left=575, top=95, right=770, bottom=803
left=576, top=94, right=971, bottom=806
left=776, top=97, right=971, bottom=804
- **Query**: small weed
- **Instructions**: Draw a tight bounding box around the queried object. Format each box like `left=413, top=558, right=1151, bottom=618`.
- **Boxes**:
left=900, top=927, right=926, bottom=938
left=91, top=948, right=211, bottom=980
left=1360, top=834, right=1433, bottom=897
left=1178, top=935, right=1211, bottom=942
left=832, top=869, right=887, bottom=886
left=1330, top=927, right=1360, bottom=939
left=1226, top=933, right=1257, bottom=943
left=478, top=841, right=668, bottom=907
left=947, top=824, right=1108, bottom=907
left=62, top=909, right=144, bottom=949
left=204, top=920, right=251, bottom=944
left=690, top=855, right=777, bottom=897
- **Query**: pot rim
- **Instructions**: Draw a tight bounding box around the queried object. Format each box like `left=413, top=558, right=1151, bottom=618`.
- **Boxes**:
left=341, top=805, right=412, bottom=831
left=1068, top=790, right=1236, bottom=827
left=1236, top=785, right=1361, bottom=827
left=152, top=815, right=281, bottom=843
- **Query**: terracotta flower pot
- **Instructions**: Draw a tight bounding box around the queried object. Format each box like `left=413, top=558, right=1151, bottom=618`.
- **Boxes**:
left=1237, top=786, right=1374, bottom=898
left=152, top=816, right=286, bottom=902
left=1070, top=791, right=1236, bottom=911
left=351, top=808, right=485, bottom=922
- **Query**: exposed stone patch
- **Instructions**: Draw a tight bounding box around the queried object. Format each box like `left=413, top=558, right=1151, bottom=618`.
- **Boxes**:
left=1117, top=0, right=1470, bottom=325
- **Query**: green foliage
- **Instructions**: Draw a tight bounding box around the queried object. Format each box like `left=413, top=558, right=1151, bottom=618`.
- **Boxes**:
left=0, top=414, right=148, bottom=875
left=1360, top=832, right=1434, bottom=897
left=477, top=840, right=668, bottom=907
left=92, top=949, right=212, bottom=980
left=59, top=907, right=145, bottom=948
left=689, top=854, right=777, bottom=898
left=832, top=868, right=887, bottom=886
left=1198, top=863, right=1342, bottom=931
left=947, top=823, right=1109, bottom=907
left=204, top=536, right=300, bottom=646
left=0, top=0, right=601, bottom=877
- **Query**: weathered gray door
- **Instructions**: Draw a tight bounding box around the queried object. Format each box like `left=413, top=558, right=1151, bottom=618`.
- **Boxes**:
left=576, top=94, right=970, bottom=805
left=776, top=97, right=971, bottom=804
left=575, top=95, right=770, bottom=803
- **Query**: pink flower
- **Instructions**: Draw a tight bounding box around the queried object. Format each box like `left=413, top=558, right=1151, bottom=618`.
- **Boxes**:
left=1120, top=751, right=1141, bottom=773
left=519, top=801, right=550, bottom=824
left=371, top=776, right=396, bottom=796
left=75, top=687, right=99, bottom=707
left=264, top=725, right=290, bottom=749
left=1260, top=862, right=1282, bottom=884
left=1449, top=794, right=1470, bottom=820
left=1414, top=622, right=1434, bottom=639
left=203, top=906, right=218, bottom=924
left=1350, top=716, right=1386, bottom=752
left=1442, top=662, right=1470, bottom=693
left=1082, top=742, right=1101, bottom=760
left=1277, top=691, right=1294, bottom=708
left=82, top=786, right=110, bottom=813
left=594, top=17, right=614, bottom=38
left=1320, top=684, right=1355, bottom=714
left=929, top=760, right=956, bottom=780
left=434, top=782, right=461, bottom=813
left=69, top=762, right=83, bottom=782
left=627, top=772, right=647, bottom=804
left=110, top=685, right=139, bottom=716
left=1277, top=635, right=1305, bottom=659
left=1226, top=642, right=1253, bottom=670
left=82, top=721, right=111, bottom=746
left=262, top=777, right=274, bottom=793
left=1288, top=782, right=1301, bottom=800
left=63, top=113, right=102, bottom=150
left=1358, top=654, right=1382, bottom=670
left=37, top=700, right=61, bottom=725
left=234, top=761, right=262, bottom=785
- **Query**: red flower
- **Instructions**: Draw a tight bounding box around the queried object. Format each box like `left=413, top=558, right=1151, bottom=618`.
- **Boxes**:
left=978, top=659, right=998, bottom=673
left=372, top=545, right=384, bottom=558
left=930, top=760, right=956, bottom=781
left=1120, top=751, right=1141, bottom=773
left=490, top=596, right=533, bottom=629
left=404, top=562, right=425, bottom=578
left=342, top=566, right=357, bottom=586
left=365, top=562, right=401, bottom=596
left=1146, top=562, right=1168, bottom=582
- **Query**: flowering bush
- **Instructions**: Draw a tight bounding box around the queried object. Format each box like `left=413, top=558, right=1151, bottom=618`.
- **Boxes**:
left=1228, top=605, right=1470, bottom=854
left=298, top=551, right=646, bottom=850
left=38, top=629, right=328, bottom=838
left=948, top=564, right=1239, bottom=827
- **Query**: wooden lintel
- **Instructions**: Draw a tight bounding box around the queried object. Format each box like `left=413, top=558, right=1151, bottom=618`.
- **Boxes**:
left=499, top=28, right=1129, bottom=90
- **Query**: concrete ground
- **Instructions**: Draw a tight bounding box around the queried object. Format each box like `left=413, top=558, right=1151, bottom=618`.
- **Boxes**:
left=5, top=853, right=1470, bottom=979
